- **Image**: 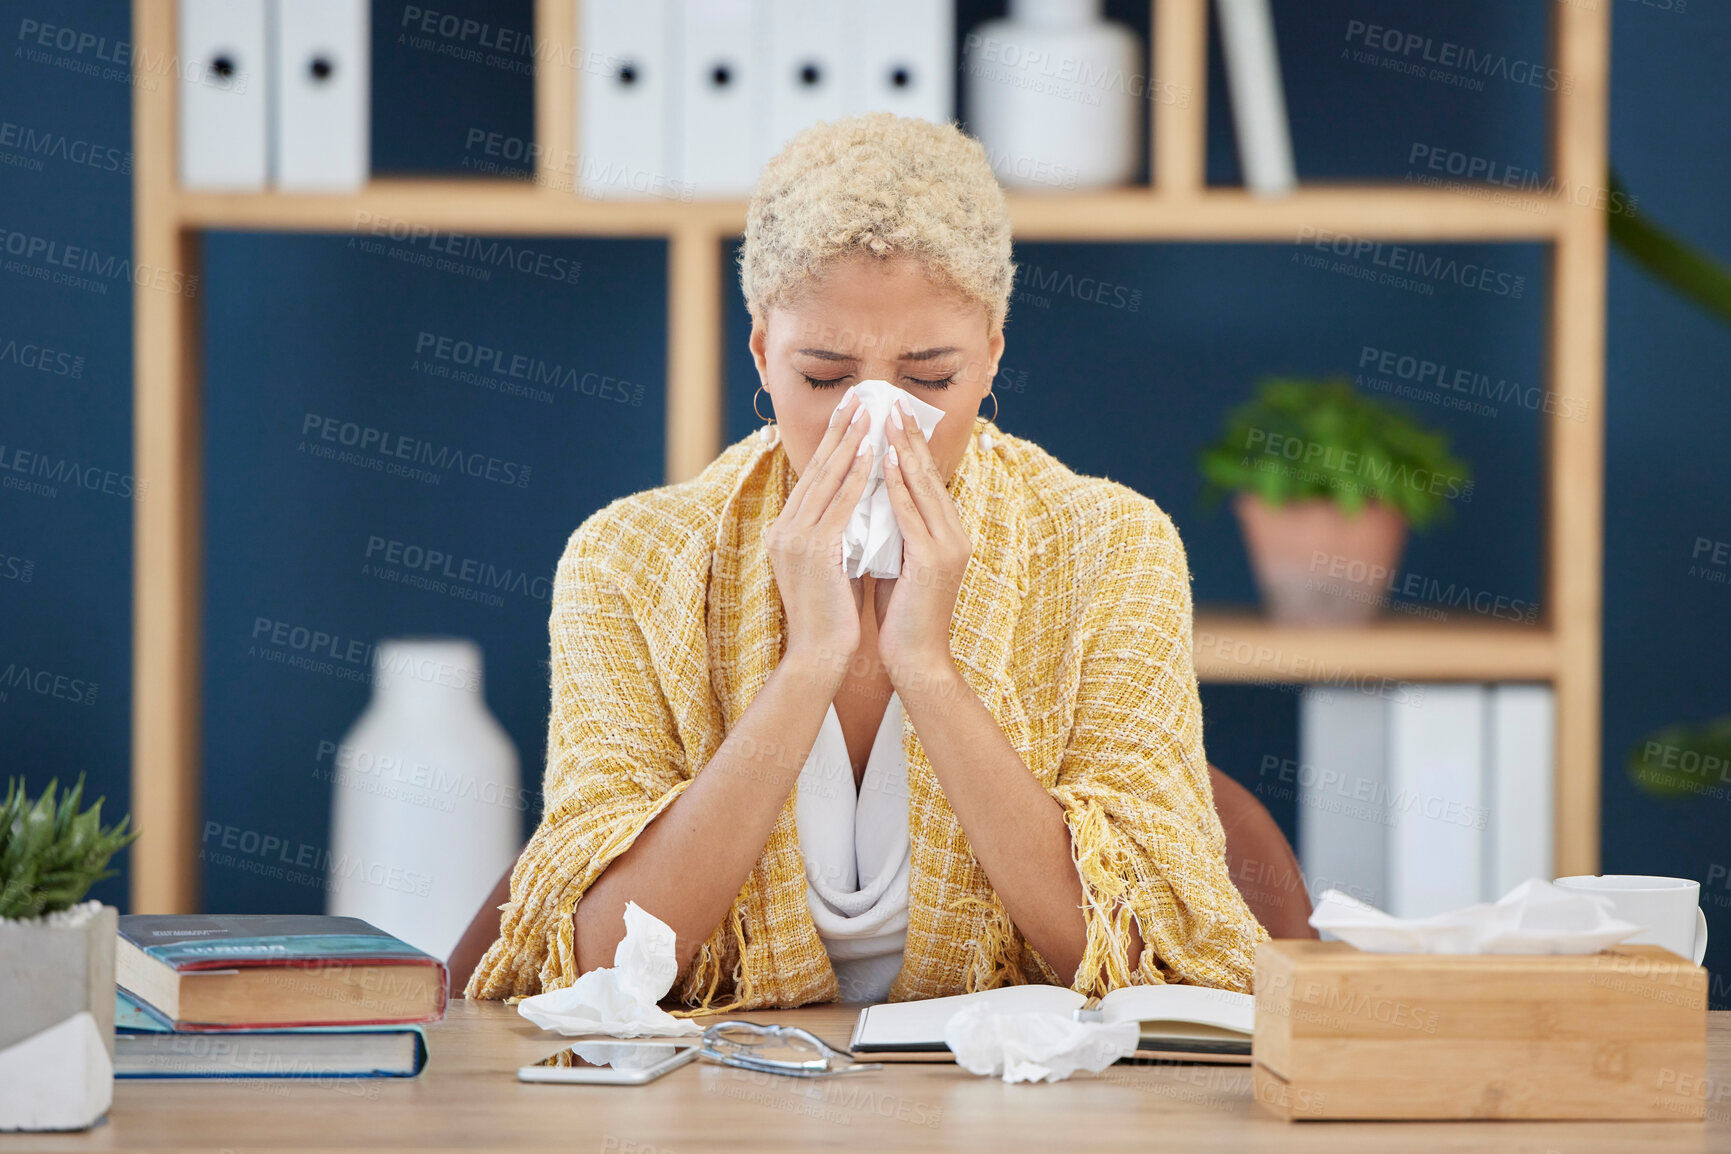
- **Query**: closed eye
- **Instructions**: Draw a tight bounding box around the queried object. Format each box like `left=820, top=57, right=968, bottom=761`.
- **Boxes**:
left=801, top=372, right=954, bottom=389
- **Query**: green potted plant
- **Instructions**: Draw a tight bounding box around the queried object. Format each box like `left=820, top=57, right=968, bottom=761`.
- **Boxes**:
left=1199, top=376, right=1473, bottom=625
left=0, top=776, right=138, bottom=1132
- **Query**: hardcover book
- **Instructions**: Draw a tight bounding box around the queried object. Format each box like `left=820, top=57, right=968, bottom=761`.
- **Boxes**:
left=116, top=914, right=447, bottom=1031
left=114, top=989, right=428, bottom=1079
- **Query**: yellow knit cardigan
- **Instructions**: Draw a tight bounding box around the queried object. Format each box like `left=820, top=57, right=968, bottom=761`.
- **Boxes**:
left=467, top=416, right=1268, bottom=1009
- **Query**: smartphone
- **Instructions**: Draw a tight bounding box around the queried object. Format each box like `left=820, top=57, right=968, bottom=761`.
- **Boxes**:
left=517, top=1040, right=701, bottom=1085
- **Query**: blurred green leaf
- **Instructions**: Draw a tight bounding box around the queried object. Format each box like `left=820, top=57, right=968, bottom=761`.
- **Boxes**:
left=1608, top=171, right=1731, bottom=329
left=1627, top=718, right=1731, bottom=802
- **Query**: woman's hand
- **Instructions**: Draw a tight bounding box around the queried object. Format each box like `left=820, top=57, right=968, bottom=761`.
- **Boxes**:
left=876, top=395, right=972, bottom=682
left=768, top=388, right=875, bottom=687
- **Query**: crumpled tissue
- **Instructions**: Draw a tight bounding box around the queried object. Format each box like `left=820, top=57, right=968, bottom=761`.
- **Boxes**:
left=942, top=1004, right=1140, bottom=1084
left=515, top=901, right=701, bottom=1037
left=1309, top=878, right=1643, bottom=954
left=839, top=379, right=946, bottom=579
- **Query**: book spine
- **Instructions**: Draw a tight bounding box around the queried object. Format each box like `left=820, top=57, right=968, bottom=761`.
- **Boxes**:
left=150, top=1010, right=444, bottom=1032
left=173, top=955, right=443, bottom=972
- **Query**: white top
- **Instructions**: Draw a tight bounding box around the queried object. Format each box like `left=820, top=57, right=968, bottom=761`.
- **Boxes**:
left=794, top=690, right=911, bottom=1003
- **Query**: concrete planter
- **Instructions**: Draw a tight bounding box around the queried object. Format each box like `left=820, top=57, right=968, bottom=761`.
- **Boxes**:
left=1234, top=493, right=1409, bottom=626
left=0, top=901, right=116, bottom=1131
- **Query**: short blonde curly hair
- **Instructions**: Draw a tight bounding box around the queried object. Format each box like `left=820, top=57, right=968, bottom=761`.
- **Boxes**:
left=739, top=112, right=1016, bottom=332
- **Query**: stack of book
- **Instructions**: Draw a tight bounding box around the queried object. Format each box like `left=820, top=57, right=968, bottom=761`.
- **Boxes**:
left=113, top=914, right=447, bottom=1080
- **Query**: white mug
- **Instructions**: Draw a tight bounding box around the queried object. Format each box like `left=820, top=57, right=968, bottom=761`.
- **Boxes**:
left=1553, top=875, right=1709, bottom=964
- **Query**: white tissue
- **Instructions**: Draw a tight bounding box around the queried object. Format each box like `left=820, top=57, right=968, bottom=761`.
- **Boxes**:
left=1309, top=878, right=1643, bottom=954
left=516, top=901, right=701, bottom=1037
left=942, top=1004, right=1140, bottom=1084
left=839, top=379, right=946, bottom=579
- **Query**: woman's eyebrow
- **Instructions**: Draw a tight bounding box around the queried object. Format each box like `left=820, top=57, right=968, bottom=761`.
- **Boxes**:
left=792, top=346, right=960, bottom=361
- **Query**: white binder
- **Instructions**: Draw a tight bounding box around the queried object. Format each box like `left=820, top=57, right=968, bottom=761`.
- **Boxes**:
left=178, top=0, right=269, bottom=190
left=274, top=0, right=370, bottom=191
left=765, top=0, right=844, bottom=158
left=578, top=0, right=676, bottom=199
left=1301, top=681, right=1555, bottom=920
left=1298, top=687, right=1391, bottom=912
left=1386, top=684, right=1487, bottom=918
left=1485, top=684, right=1555, bottom=897
left=1215, top=0, right=1296, bottom=194
left=675, top=0, right=765, bottom=197
left=846, top=0, right=953, bottom=123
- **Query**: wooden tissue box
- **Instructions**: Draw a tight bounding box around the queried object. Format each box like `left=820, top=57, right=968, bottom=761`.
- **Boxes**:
left=1252, top=939, right=1707, bottom=1121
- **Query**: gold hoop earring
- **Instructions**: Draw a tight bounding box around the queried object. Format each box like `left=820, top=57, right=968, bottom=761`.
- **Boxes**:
left=753, top=385, right=778, bottom=445
left=978, top=389, right=998, bottom=452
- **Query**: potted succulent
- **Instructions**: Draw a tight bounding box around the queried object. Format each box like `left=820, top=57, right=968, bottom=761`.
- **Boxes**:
left=1199, top=377, right=1473, bottom=625
left=0, top=776, right=138, bottom=1132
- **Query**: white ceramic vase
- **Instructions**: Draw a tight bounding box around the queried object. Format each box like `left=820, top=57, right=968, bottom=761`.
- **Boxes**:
left=0, top=901, right=116, bottom=1131
left=964, top=0, right=1139, bottom=190
left=327, top=637, right=521, bottom=962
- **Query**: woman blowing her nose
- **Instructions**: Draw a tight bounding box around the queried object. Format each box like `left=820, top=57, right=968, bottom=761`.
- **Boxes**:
left=466, top=112, right=1266, bottom=1010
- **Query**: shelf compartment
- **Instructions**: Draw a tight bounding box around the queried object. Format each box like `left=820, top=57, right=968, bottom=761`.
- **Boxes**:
left=126, top=0, right=1611, bottom=913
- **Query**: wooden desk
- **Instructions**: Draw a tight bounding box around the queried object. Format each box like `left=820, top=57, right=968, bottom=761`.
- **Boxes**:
left=13, top=1004, right=1728, bottom=1152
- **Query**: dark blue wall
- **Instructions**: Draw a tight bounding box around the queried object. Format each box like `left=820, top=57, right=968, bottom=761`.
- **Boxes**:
left=3, top=1, right=1725, bottom=999
left=1599, top=0, right=1731, bottom=1008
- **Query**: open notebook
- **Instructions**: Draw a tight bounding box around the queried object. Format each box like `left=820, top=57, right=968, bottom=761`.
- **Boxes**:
left=849, top=984, right=1254, bottom=1064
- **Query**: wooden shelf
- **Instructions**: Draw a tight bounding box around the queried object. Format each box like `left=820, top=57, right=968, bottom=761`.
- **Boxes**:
left=1192, top=612, right=1557, bottom=684
left=1010, top=185, right=1568, bottom=241
left=129, top=0, right=1611, bottom=912
left=174, top=181, right=1568, bottom=241
left=177, top=179, right=745, bottom=236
